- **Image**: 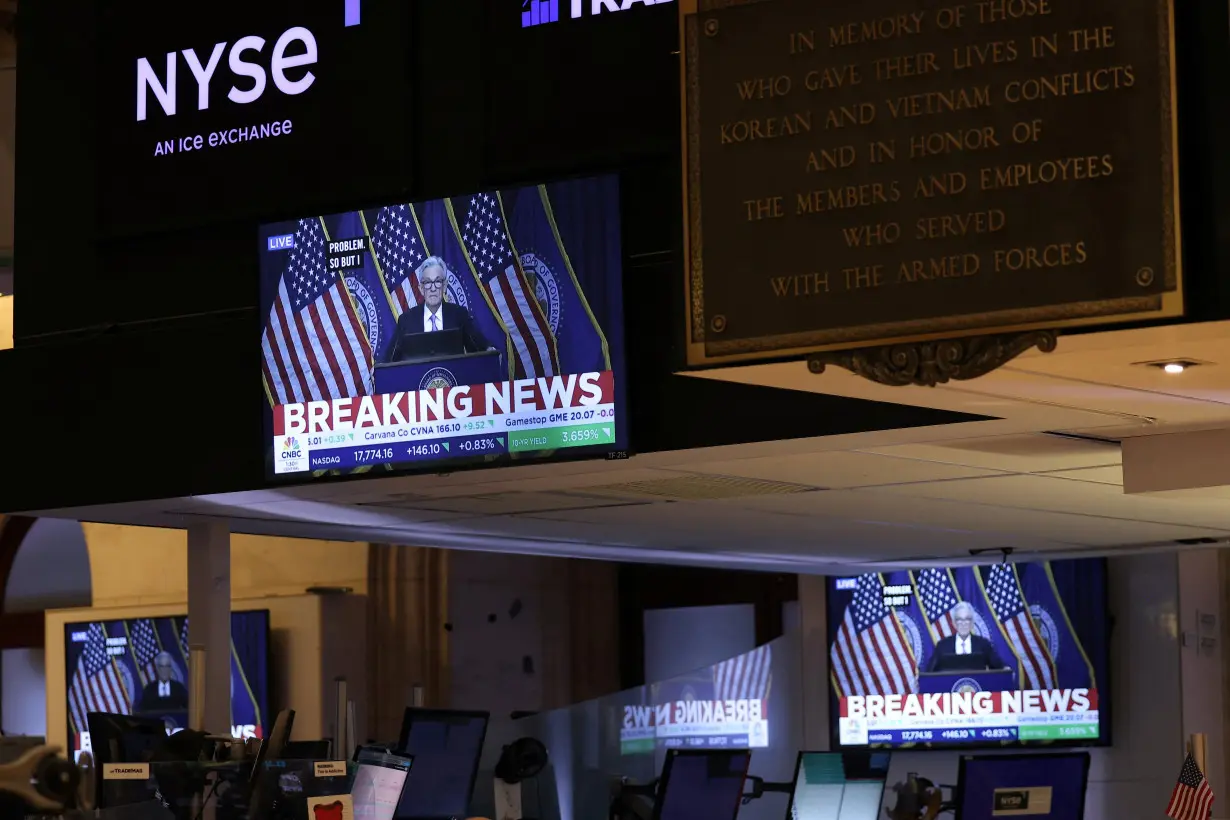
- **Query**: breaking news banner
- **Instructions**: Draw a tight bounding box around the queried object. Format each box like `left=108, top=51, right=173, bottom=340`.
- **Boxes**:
left=259, top=175, right=627, bottom=479
left=620, top=644, right=773, bottom=755
left=64, top=611, right=270, bottom=760
left=826, top=559, right=1110, bottom=749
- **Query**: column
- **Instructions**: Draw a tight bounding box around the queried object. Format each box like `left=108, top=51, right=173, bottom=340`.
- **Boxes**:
left=797, top=574, right=830, bottom=750
left=366, top=544, right=449, bottom=741
left=187, top=521, right=231, bottom=734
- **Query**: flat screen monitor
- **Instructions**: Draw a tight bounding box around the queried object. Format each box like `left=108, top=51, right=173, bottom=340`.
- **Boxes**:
left=654, top=749, right=752, bottom=820
left=826, top=558, right=1109, bottom=749
left=259, top=175, right=628, bottom=481
left=64, top=610, right=271, bottom=760
left=785, top=752, right=890, bottom=820
left=86, top=712, right=168, bottom=808
left=395, top=708, right=489, bottom=820
left=956, top=752, right=1090, bottom=820
left=352, top=749, right=414, bottom=820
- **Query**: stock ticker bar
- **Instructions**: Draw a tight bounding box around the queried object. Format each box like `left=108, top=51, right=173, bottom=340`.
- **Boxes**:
left=684, top=0, right=1181, bottom=363
left=272, top=371, right=616, bottom=474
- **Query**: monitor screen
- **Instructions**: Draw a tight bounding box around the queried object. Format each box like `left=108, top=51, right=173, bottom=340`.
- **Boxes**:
left=620, top=643, right=773, bottom=754
left=655, top=750, right=751, bottom=820
left=352, top=751, right=413, bottom=820
left=64, top=610, right=271, bottom=759
left=396, top=709, right=489, bottom=820
left=826, top=559, right=1109, bottom=749
left=259, top=175, right=627, bottom=481
left=957, top=753, right=1090, bottom=820
left=786, top=752, right=890, bottom=820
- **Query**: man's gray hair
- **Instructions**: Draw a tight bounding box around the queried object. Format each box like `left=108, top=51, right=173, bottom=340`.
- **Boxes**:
left=416, top=256, right=449, bottom=282
left=952, top=602, right=975, bottom=620
left=154, top=651, right=174, bottom=664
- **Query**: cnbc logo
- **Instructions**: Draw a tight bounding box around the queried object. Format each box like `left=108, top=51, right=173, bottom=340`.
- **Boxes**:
left=522, top=0, right=672, bottom=28
left=281, top=436, right=303, bottom=459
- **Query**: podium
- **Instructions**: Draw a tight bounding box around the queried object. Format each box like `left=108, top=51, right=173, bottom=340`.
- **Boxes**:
left=918, top=668, right=1016, bottom=694
left=374, top=350, right=504, bottom=394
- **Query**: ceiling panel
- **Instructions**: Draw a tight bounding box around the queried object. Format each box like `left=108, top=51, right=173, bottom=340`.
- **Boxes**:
left=866, top=474, right=1230, bottom=531
left=860, top=434, right=1120, bottom=474
left=683, top=450, right=1003, bottom=488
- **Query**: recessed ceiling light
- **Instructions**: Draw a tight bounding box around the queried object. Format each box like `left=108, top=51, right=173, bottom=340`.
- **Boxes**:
left=1133, top=358, right=1206, bottom=373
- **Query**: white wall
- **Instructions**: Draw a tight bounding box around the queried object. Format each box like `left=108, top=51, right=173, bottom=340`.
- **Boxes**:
left=1, top=519, right=92, bottom=737
left=1178, top=550, right=1224, bottom=798
left=643, top=604, right=755, bottom=682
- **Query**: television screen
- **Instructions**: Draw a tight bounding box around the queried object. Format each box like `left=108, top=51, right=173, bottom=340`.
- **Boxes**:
left=259, top=175, right=627, bottom=480
left=826, top=559, right=1109, bottom=749
left=620, top=644, right=772, bottom=754
left=65, top=610, right=270, bottom=759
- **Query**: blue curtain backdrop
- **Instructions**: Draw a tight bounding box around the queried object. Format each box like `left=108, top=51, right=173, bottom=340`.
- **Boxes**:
left=328, top=210, right=397, bottom=367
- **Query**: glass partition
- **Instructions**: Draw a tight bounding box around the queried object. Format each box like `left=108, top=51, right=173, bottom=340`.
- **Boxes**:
left=491, top=630, right=803, bottom=820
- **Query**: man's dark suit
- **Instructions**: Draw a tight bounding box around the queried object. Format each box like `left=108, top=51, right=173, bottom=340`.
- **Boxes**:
left=390, top=303, right=491, bottom=360
left=926, top=634, right=1006, bottom=673
left=137, top=679, right=189, bottom=713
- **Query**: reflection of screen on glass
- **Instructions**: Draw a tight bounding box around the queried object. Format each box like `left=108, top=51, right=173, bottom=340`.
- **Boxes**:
left=352, top=751, right=413, bottom=820
left=825, top=558, right=1110, bottom=749
left=786, top=752, right=890, bottom=820
left=655, top=750, right=751, bottom=820
left=397, top=710, right=489, bottom=820
left=619, top=643, right=773, bottom=755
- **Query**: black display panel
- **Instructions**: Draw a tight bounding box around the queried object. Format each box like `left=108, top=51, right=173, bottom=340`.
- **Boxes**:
left=826, top=559, right=1109, bottom=750
left=94, top=0, right=412, bottom=235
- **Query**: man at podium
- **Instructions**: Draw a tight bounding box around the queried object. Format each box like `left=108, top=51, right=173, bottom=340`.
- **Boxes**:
left=927, top=602, right=1006, bottom=672
left=389, top=256, right=493, bottom=361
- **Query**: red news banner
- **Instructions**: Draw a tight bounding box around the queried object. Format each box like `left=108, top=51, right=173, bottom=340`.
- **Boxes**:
left=838, top=688, right=1100, bottom=745
left=271, top=371, right=617, bottom=474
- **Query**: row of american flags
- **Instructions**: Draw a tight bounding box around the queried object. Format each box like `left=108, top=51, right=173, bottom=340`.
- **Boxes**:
left=261, top=183, right=614, bottom=409
left=830, top=564, right=1093, bottom=698
left=67, top=619, right=190, bottom=734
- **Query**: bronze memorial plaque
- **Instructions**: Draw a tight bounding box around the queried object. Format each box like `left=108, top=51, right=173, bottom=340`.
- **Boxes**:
left=682, top=0, right=1182, bottom=366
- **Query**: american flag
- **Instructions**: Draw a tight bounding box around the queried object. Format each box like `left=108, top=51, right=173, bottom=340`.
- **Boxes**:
left=913, top=568, right=961, bottom=639
left=179, top=618, right=190, bottom=659
left=713, top=644, right=771, bottom=701
left=461, top=192, right=558, bottom=378
left=68, top=624, right=131, bottom=731
left=1167, top=753, right=1215, bottom=820
left=262, top=218, right=374, bottom=405
left=984, top=564, right=1055, bottom=690
left=371, top=204, right=426, bottom=318
left=830, top=574, right=917, bottom=697
left=129, top=619, right=161, bottom=685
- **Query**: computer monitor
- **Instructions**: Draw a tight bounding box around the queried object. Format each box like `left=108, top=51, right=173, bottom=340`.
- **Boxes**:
left=785, top=752, right=891, bottom=820
left=86, top=712, right=168, bottom=808
left=395, top=708, right=489, bottom=820
left=352, top=748, right=414, bottom=820
left=653, top=749, right=752, bottom=820
left=956, top=752, right=1090, bottom=820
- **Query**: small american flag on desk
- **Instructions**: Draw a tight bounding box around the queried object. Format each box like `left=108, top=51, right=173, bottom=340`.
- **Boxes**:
left=1167, top=753, right=1214, bottom=820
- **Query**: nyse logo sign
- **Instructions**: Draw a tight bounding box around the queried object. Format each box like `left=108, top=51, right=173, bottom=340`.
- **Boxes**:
left=522, top=0, right=672, bottom=28
left=136, top=27, right=318, bottom=122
